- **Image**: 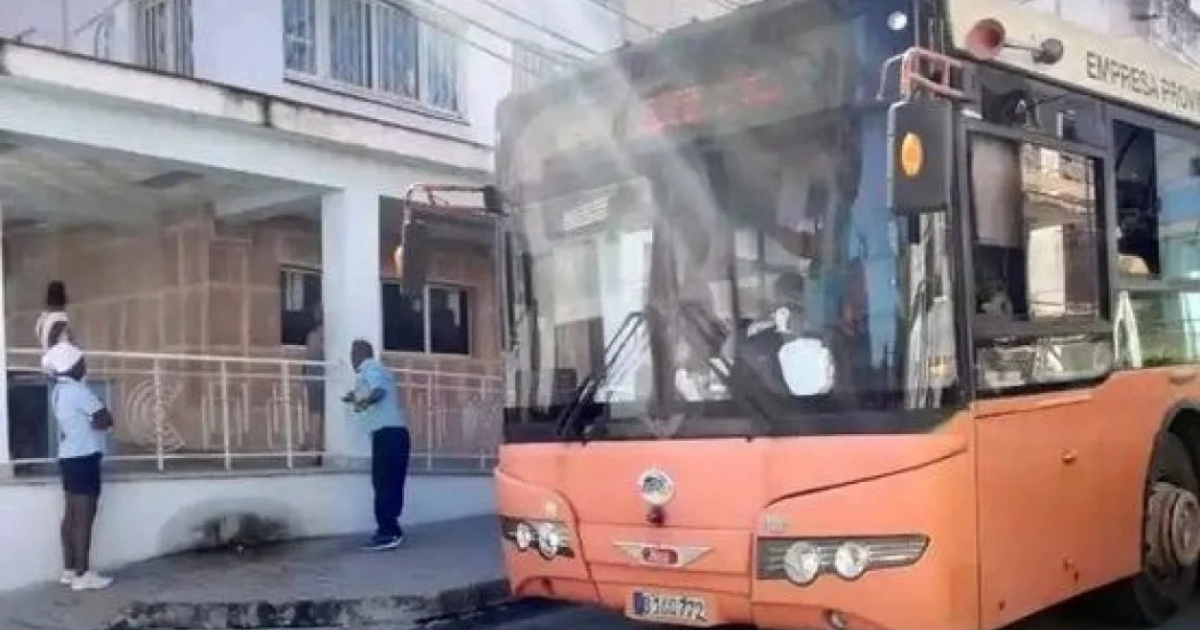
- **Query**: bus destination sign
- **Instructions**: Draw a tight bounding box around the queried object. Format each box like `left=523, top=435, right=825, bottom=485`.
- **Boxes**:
left=619, top=19, right=855, bottom=140
left=632, top=69, right=789, bottom=136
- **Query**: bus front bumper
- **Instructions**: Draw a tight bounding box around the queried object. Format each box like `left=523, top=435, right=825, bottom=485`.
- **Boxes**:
left=498, top=449, right=977, bottom=630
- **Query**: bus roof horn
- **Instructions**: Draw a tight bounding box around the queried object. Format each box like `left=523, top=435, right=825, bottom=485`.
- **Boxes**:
left=966, top=18, right=1064, bottom=65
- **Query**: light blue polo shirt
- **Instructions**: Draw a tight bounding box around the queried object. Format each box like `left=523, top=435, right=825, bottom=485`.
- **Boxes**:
left=352, top=358, right=406, bottom=433
left=52, top=379, right=107, bottom=460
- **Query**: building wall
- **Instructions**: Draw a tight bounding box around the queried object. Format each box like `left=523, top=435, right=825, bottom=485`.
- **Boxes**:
left=0, top=0, right=623, bottom=149
left=0, top=471, right=495, bottom=593
left=0, top=1, right=617, bottom=467
left=2, top=208, right=502, bottom=465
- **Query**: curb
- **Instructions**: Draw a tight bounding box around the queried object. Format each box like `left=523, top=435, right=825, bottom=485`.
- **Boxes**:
left=103, top=579, right=511, bottom=630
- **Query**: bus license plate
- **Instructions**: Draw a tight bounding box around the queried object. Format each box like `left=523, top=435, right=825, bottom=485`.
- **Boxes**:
left=629, top=590, right=710, bottom=624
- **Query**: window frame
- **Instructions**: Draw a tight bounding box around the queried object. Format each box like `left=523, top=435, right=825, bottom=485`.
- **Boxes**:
left=511, top=39, right=577, bottom=94
left=282, top=0, right=465, bottom=118
left=1107, top=104, right=1200, bottom=368
left=133, top=0, right=194, bottom=76
left=1109, top=105, right=1200, bottom=297
left=280, top=265, right=323, bottom=347
left=959, top=117, right=1116, bottom=397
left=380, top=280, right=473, bottom=356
left=964, top=119, right=1113, bottom=342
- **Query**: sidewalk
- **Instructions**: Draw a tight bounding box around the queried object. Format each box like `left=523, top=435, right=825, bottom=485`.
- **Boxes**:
left=0, top=515, right=508, bottom=630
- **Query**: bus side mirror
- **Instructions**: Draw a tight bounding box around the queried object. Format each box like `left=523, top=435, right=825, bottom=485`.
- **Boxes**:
left=889, top=99, right=954, bottom=214
left=395, top=214, right=430, bottom=296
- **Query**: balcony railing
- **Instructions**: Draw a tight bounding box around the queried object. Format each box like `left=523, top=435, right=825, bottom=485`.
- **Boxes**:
left=6, top=348, right=501, bottom=475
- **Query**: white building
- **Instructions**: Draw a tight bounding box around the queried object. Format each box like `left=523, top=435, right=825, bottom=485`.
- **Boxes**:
left=0, top=0, right=621, bottom=592
left=618, top=0, right=744, bottom=41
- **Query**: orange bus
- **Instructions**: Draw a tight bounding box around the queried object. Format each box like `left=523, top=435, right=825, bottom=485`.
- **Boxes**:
left=481, top=0, right=1200, bottom=628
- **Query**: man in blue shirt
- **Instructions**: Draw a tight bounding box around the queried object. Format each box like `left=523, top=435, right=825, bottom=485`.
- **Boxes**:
left=341, top=339, right=410, bottom=551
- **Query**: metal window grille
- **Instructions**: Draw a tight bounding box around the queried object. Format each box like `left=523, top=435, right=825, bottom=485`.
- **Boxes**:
left=286, top=0, right=462, bottom=111
left=284, top=0, right=318, bottom=74
left=136, top=0, right=193, bottom=76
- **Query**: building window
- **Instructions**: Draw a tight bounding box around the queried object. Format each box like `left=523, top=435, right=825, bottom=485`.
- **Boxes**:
left=382, top=282, right=424, bottom=352
left=283, top=0, right=463, bottom=113
left=421, top=26, right=460, bottom=112
left=281, top=268, right=321, bottom=346
left=382, top=282, right=471, bottom=355
left=284, top=0, right=318, bottom=74
left=512, top=40, right=575, bottom=93
left=135, top=0, right=194, bottom=76
left=378, top=1, right=419, bottom=98
left=330, top=0, right=372, bottom=87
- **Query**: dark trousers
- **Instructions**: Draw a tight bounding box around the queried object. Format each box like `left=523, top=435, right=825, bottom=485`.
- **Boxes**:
left=371, top=426, right=411, bottom=538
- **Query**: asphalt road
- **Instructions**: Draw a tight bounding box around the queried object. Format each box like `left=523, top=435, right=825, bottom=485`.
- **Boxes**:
left=424, top=597, right=1200, bottom=630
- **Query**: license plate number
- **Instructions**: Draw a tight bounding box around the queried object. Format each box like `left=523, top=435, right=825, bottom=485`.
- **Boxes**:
left=629, top=591, right=709, bottom=624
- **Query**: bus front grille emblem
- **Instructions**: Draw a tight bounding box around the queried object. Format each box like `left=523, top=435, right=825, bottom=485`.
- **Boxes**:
left=637, top=468, right=675, bottom=507
left=615, top=542, right=711, bottom=568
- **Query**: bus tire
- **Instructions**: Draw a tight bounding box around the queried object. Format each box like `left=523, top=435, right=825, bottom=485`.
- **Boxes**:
left=1105, top=432, right=1200, bottom=626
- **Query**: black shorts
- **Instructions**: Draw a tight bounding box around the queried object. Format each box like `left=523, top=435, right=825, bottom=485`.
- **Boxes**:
left=59, top=453, right=102, bottom=496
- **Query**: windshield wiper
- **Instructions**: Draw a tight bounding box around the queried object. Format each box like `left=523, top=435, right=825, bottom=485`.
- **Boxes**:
left=554, top=311, right=646, bottom=439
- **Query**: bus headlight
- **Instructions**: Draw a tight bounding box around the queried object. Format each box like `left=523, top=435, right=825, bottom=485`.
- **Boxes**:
left=758, top=535, right=928, bottom=585
left=536, top=521, right=570, bottom=559
left=782, top=542, right=822, bottom=585
left=833, top=542, right=871, bottom=580
left=501, top=517, right=575, bottom=559
left=514, top=521, right=536, bottom=551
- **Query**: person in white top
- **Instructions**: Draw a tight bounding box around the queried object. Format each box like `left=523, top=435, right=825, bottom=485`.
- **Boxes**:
left=44, top=341, right=114, bottom=591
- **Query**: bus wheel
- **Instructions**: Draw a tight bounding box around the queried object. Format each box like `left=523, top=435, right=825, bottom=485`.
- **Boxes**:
left=1108, top=433, right=1200, bottom=626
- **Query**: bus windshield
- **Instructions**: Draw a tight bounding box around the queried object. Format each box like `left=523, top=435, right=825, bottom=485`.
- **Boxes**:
left=499, top=0, right=960, bottom=441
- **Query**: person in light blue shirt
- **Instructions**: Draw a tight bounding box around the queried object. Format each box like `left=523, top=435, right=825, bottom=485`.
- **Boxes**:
left=341, top=339, right=410, bottom=551
left=44, top=341, right=114, bottom=591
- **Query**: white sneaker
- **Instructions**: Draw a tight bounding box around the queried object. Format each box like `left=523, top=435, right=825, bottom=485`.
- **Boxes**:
left=58, top=571, right=74, bottom=585
left=70, top=572, right=112, bottom=591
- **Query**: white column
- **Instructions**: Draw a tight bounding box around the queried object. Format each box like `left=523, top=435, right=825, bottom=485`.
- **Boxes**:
left=321, top=188, right=382, bottom=466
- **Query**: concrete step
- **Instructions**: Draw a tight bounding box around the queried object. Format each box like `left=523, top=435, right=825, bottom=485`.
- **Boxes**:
left=106, top=580, right=510, bottom=629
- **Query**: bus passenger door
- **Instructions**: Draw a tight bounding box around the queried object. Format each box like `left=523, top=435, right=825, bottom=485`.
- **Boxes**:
left=965, top=128, right=1112, bottom=628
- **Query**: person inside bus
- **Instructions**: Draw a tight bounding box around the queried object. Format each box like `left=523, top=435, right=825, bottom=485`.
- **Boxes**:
left=735, top=272, right=835, bottom=399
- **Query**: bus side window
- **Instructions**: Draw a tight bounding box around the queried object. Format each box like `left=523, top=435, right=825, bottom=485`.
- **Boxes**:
left=968, top=134, right=1110, bottom=393
left=970, top=136, right=1025, bottom=323
left=1113, top=121, right=1158, bottom=278
left=1112, top=120, right=1200, bottom=367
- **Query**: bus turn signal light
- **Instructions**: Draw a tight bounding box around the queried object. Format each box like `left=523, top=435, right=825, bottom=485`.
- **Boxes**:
left=757, top=535, right=929, bottom=585
left=900, top=133, right=923, bottom=178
